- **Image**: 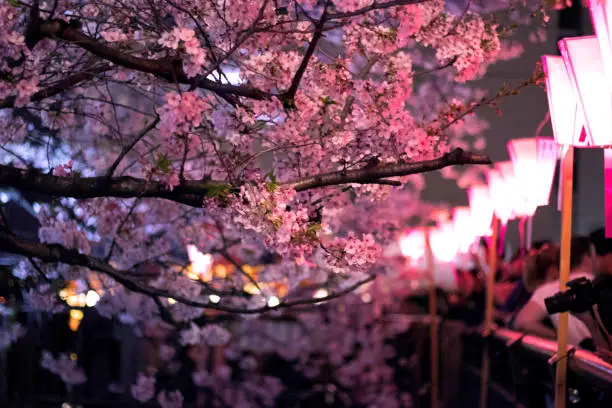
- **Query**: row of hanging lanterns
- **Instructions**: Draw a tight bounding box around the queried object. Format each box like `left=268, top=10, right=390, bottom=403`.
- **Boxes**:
left=400, top=135, right=559, bottom=273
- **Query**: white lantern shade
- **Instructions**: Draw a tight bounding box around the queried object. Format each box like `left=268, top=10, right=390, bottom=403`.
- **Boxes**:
left=559, top=35, right=612, bottom=147
left=468, top=184, right=493, bottom=237
left=588, top=0, right=612, bottom=91
left=453, top=206, right=476, bottom=253
left=541, top=55, right=585, bottom=146
left=487, top=168, right=514, bottom=224
left=507, top=137, right=559, bottom=210
left=429, top=221, right=458, bottom=263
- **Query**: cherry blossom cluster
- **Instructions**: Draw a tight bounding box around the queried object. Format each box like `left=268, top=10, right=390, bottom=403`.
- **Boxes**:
left=231, top=184, right=320, bottom=261
left=40, top=351, right=87, bottom=387
left=179, top=323, right=232, bottom=347
left=324, top=232, right=382, bottom=274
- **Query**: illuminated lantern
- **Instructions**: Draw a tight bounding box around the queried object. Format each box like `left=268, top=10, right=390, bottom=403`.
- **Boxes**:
left=453, top=206, right=476, bottom=253
left=558, top=36, right=611, bottom=147
left=541, top=55, right=585, bottom=146
left=588, top=1, right=612, bottom=90
left=507, top=137, right=559, bottom=212
left=429, top=221, right=458, bottom=264
left=399, top=229, right=426, bottom=261
left=560, top=35, right=612, bottom=236
left=487, top=167, right=514, bottom=225
left=468, top=184, right=493, bottom=238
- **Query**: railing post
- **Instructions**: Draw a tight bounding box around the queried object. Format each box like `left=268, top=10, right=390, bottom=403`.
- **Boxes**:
left=555, top=146, right=574, bottom=408
left=424, top=229, right=439, bottom=408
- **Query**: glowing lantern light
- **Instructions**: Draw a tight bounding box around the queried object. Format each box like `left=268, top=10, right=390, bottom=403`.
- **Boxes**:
left=588, top=1, right=612, bottom=90
left=313, top=288, right=328, bottom=299
left=429, top=221, right=458, bottom=263
left=186, top=244, right=213, bottom=281
left=399, top=230, right=426, bottom=261
left=68, top=309, right=84, bottom=332
left=453, top=206, right=475, bottom=253
left=558, top=36, right=611, bottom=147
left=541, top=55, right=586, bottom=146
left=507, top=137, right=559, bottom=213
left=267, top=296, right=280, bottom=307
left=85, top=290, right=101, bottom=307
left=487, top=165, right=515, bottom=224
left=468, top=184, right=493, bottom=237
left=560, top=35, right=612, bottom=236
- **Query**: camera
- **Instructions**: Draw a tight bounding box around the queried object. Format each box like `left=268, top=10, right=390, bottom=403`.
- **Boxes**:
left=544, top=277, right=598, bottom=315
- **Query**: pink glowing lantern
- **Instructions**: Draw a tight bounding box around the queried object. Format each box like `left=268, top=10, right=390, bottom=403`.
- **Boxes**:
left=560, top=35, right=612, bottom=236
left=541, top=55, right=586, bottom=147
left=453, top=206, right=476, bottom=253
left=429, top=221, right=458, bottom=264
left=496, top=161, right=532, bottom=217
left=507, top=137, right=559, bottom=213
left=588, top=0, right=612, bottom=90
left=399, top=229, right=426, bottom=261
left=558, top=36, right=612, bottom=147
left=487, top=168, right=514, bottom=225
left=468, top=184, right=493, bottom=237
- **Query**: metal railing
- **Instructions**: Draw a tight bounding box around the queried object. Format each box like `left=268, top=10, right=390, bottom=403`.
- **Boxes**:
left=492, top=327, right=612, bottom=389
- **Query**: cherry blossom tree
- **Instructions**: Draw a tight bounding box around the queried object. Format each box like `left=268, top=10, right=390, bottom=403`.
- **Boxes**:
left=0, top=0, right=558, bottom=406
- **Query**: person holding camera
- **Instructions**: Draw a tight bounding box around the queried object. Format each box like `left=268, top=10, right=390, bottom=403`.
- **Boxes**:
left=514, top=237, right=595, bottom=349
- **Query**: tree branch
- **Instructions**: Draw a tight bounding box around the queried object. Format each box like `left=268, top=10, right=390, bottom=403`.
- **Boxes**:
left=0, top=165, right=217, bottom=207
left=284, top=6, right=328, bottom=101
left=36, top=19, right=272, bottom=100
left=0, top=148, right=490, bottom=206
left=0, top=230, right=375, bottom=314
left=106, top=116, right=160, bottom=178
left=326, top=0, right=430, bottom=20
left=289, top=148, right=491, bottom=191
left=0, top=65, right=112, bottom=109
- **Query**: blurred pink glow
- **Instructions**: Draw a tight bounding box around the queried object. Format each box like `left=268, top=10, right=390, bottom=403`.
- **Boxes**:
left=429, top=221, right=459, bottom=263
left=468, top=184, right=493, bottom=237
left=605, top=149, right=612, bottom=237
left=487, top=163, right=519, bottom=223
left=559, top=35, right=612, bottom=147
left=398, top=230, right=426, bottom=260
left=507, top=137, right=559, bottom=212
left=541, top=55, right=585, bottom=146
left=453, top=206, right=476, bottom=253
left=588, top=0, right=612, bottom=90
left=496, top=161, right=534, bottom=217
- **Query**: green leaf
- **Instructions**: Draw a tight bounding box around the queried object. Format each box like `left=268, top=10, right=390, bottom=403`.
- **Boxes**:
left=266, top=171, right=278, bottom=184
left=8, top=0, right=19, bottom=7
left=204, top=183, right=232, bottom=198
left=155, top=153, right=172, bottom=173
left=265, top=171, right=280, bottom=192
left=319, top=96, right=337, bottom=106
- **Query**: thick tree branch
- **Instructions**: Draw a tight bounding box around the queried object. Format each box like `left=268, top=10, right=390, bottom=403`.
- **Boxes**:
left=289, top=148, right=491, bottom=191
left=327, top=0, right=430, bottom=20
left=0, top=148, right=490, bottom=206
left=36, top=20, right=272, bottom=100
left=0, top=165, right=217, bottom=207
left=0, top=230, right=375, bottom=314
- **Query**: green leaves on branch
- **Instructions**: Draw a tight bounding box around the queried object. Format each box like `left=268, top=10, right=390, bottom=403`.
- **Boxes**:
left=265, top=171, right=280, bottom=192
left=204, top=183, right=232, bottom=199
left=155, top=153, right=172, bottom=173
